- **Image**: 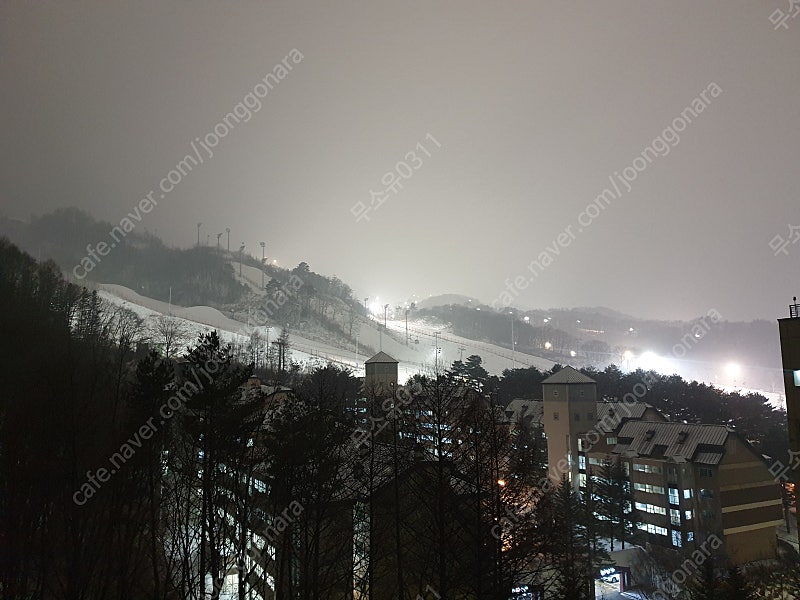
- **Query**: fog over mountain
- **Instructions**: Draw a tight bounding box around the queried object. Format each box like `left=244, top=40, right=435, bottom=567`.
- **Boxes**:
left=2, top=2, right=798, bottom=322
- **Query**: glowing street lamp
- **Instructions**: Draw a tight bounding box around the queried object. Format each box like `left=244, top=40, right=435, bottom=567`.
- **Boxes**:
left=725, top=362, right=741, bottom=378
left=623, top=350, right=634, bottom=371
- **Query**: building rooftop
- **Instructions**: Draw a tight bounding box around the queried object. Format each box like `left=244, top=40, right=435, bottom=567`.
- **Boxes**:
left=612, top=421, right=730, bottom=464
left=596, top=401, right=652, bottom=421
left=505, top=399, right=545, bottom=425
left=364, top=351, right=399, bottom=364
left=505, top=399, right=655, bottom=426
left=541, top=366, right=596, bottom=385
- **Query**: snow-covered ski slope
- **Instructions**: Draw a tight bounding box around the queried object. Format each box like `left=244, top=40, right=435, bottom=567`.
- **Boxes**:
left=98, top=284, right=554, bottom=382
left=95, top=284, right=786, bottom=408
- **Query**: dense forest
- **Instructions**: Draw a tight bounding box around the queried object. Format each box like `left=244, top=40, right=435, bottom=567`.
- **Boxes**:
left=1, top=239, right=796, bottom=599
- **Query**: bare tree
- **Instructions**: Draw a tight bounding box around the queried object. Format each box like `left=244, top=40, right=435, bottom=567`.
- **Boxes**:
left=149, top=314, right=192, bottom=359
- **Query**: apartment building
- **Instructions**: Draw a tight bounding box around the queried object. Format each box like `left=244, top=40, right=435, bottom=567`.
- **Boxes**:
left=521, top=366, right=783, bottom=565
left=778, top=298, right=800, bottom=485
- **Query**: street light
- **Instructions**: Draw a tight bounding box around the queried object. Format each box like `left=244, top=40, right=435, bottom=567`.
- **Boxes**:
left=384, top=304, right=389, bottom=328
left=623, top=350, right=634, bottom=371
left=259, top=241, right=266, bottom=289
left=216, top=232, right=222, bottom=249
left=725, top=362, right=741, bottom=379
left=239, top=243, right=245, bottom=276
left=196, top=222, right=202, bottom=247
left=509, top=311, right=515, bottom=369
left=225, top=228, right=230, bottom=252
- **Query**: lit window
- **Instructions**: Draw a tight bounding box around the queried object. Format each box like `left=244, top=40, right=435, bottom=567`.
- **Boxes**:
left=634, top=462, right=663, bottom=474
left=637, top=523, right=668, bottom=536
left=672, top=530, right=682, bottom=547
left=687, top=532, right=694, bottom=542
left=795, top=370, right=800, bottom=387
left=635, top=502, right=667, bottom=515
left=634, top=482, right=665, bottom=495
left=684, top=510, right=693, bottom=520
left=607, top=437, right=617, bottom=445
left=668, top=488, right=680, bottom=505
left=683, top=489, right=692, bottom=499
left=579, top=455, right=586, bottom=470
left=670, top=509, right=681, bottom=526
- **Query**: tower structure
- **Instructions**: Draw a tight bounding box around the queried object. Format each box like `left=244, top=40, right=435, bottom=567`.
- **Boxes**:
left=364, top=351, right=399, bottom=399
left=542, top=366, right=598, bottom=489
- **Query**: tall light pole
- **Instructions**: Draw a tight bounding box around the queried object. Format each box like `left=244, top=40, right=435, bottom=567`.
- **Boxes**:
left=216, top=232, right=222, bottom=249
left=510, top=311, right=516, bottom=369
left=433, top=331, right=441, bottom=375
left=196, top=222, right=202, bottom=247
left=226, top=228, right=230, bottom=252
left=259, top=241, right=266, bottom=289
left=364, top=297, right=369, bottom=314
left=239, top=243, right=245, bottom=276
left=384, top=304, right=389, bottom=328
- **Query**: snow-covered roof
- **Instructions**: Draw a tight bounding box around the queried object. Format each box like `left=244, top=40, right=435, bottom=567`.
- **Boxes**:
left=541, top=366, right=595, bottom=385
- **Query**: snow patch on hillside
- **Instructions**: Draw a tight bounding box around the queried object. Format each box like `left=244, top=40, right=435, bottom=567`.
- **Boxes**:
left=98, top=283, right=557, bottom=382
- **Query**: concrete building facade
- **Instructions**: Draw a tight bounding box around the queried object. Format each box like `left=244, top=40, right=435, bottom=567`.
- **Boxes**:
left=778, top=299, right=800, bottom=484
left=535, top=366, right=782, bottom=565
left=541, top=366, right=600, bottom=488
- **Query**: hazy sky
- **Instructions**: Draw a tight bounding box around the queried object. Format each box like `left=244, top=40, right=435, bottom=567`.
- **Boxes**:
left=2, top=2, right=798, bottom=321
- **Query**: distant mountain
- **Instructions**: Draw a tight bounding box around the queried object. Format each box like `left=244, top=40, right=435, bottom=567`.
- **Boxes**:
left=0, top=207, right=372, bottom=358
left=564, top=306, right=639, bottom=321
left=1, top=209, right=783, bottom=393
left=415, top=293, right=483, bottom=309
left=0, top=207, right=246, bottom=306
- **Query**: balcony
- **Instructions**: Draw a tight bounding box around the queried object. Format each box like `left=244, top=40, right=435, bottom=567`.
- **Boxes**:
left=791, top=301, right=800, bottom=319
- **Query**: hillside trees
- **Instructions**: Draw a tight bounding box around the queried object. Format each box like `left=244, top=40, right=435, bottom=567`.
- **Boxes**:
left=595, top=457, right=638, bottom=550
left=178, top=331, right=259, bottom=598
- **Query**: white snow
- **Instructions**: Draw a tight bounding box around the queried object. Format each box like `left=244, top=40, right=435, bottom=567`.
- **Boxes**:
left=95, top=284, right=785, bottom=409
left=97, top=283, right=555, bottom=382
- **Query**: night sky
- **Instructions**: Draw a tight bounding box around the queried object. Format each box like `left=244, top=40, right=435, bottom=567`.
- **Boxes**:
left=2, top=1, right=798, bottom=320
